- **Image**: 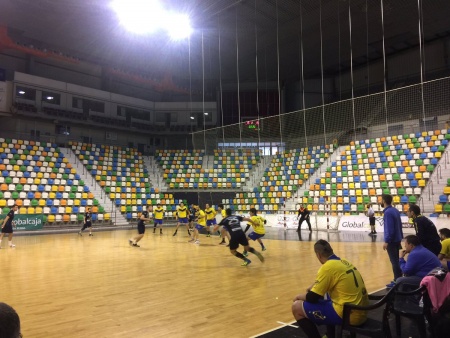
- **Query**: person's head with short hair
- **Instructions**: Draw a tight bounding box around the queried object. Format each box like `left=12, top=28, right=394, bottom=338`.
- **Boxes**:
left=381, top=194, right=393, bottom=207
left=86, top=207, right=90, bottom=212
left=12, top=204, right=18, bottom=211
left=156, top=203, right=161, bottom=208
left=404, top=235, right=421, bottom=254
left=0, top=302, right=21, bottom=338
left=218, top=204, right=224, bottom=211
left=314, top=240, right=334, bottom=264
left=205, top=203, right=210, bottom=209
left=225, top=208, right=232, bottom=216
left=249, top=207, right=257, bottom=216
left=367, top=204, right=372, bottom=208
left=147, top=205, right=152, bottom=211
left=439, top=228, right=450, bottom=240
left=407, top=204, right=421, bottom=219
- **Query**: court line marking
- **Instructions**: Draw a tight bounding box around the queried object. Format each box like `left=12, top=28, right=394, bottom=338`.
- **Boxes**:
left=276, top=321, right=299, bottom=328
left=248, top=320, right=296, bottom=338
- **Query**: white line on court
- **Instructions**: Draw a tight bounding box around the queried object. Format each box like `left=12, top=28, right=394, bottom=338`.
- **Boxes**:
left=248, top=320, right=297, bottom=337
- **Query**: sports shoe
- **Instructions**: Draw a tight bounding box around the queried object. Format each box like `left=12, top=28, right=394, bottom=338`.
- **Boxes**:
left=89, top=234, right=93, bottom=236
left=243, top=251, right=248, bottom=257
left=386, top=281, right=396, bottom=289
left=128, top=239, right=133, bottom=246
left=241, top=259, right=251, bottom=266
left=262, top=247, right=266, bottom=251
left=255, top=251, right=265, bottom=263
left=194, top=240, right=200, bottom=245
left=173, top=231, right=177, bottom=236
left=206, top=233, right=210, bottom=237
left=78, top=232, right=82, bottom=236
left=9, top=244, right=15, bottom=248
left=132, top=243, right=140, bottom=247
left=160, top=231, right=163, bottom=235
left=219, top=241, right=227, bottom=246
left=188, top=238, right=195, bottom=243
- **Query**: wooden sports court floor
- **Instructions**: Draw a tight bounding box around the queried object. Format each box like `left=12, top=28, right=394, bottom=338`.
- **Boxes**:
left=1, top=226, right=393, bottom=338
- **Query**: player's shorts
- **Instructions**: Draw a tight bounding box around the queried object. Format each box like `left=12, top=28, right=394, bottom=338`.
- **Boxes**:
left=206, top=219, right=217, bottom=226
left=229, top=230, right=248, bottom=250
left=195, top=224, right=204, bottom=231
left=369, top=216, right=375, bottom=226
left=302, top=299, right=342, bottom=325
left=154, top=219, right=163, bottom=225
left=1, top=224, right=13, bottom=233
left=137, top=223, right=146, bottom=235
left=178, top=217, right=189, bottom=224
left=84, top=221, right=92, bottom=228
left=220, top=225, right=229, bottom=232
left=248, top=232, right=265, bottom=241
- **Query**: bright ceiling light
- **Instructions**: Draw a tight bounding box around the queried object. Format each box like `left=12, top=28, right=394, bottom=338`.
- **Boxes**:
left=111, top=0, right=192, bottom=39
left=111, top=0, right=166, bottom=34
left=46, top=96, right=54, bottom=100
left=204, top=112, right=208, bottom=116
left=190, top=116, right=195, bottom=120
left=18, top=90, right=25, bottom=95
left=165, top=13, right=192, bottom=40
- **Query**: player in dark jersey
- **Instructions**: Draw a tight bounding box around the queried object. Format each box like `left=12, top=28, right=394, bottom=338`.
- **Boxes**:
left=212, top=208, right=264, bottom=266
left=188, top=204, right=196, bottom=231
left=129, top=205, right=152, bottom=247
left=0, top=204, right=18, bottom=248
left=78, top=207, right=93, bottom=236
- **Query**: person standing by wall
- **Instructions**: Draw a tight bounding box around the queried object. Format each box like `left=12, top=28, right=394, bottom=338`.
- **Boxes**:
left=366, top=204, right=376, bottom=235
left=407, top=204, right=441, bottom=256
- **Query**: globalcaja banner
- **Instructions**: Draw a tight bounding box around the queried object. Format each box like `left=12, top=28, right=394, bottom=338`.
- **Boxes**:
left=0, top=214, right=44, bottom=231
left=338, top=215, right=415, bottom=234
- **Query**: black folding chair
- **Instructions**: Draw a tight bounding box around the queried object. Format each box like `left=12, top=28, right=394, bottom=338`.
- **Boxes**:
left=337, top=284, right=400, bottom=338
left=390, top=284, right=428, bottom=338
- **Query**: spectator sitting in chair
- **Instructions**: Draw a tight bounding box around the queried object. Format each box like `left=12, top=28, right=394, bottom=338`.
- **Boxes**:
left=397, top=235, right=441, bottom=289
left=292, top=240, right=368, bottom=338
left=407, top=204, right=441, bottom=256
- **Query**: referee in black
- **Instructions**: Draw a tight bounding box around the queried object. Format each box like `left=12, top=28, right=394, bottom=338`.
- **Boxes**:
left=0, top=204, right=18, bottom=248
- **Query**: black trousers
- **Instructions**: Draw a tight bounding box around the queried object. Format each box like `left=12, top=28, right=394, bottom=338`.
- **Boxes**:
left=298, top=217, right=311, bottom=231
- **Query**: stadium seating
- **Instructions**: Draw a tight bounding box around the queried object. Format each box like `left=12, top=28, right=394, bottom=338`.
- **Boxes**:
left=302, top=130, right=449, bottom=215
left=221, top=145, right=334, bottom=213
left=157, top=149, right=261, bottom=189
left=71, top=142, right=177, bottom=219
left=0, top=138, right=108, bottom=224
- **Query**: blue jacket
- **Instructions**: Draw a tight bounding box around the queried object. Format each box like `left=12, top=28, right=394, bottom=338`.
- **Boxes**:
left=399, top=245, right=441, bottom=278
left=383, top=205, right=403, bottom=243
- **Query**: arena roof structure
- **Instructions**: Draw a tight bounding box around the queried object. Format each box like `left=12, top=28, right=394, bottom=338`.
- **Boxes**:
left=1, top=0, right=449, bottom=85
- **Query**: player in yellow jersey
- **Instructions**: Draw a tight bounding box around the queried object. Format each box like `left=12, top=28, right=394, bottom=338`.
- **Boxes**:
left=173, top=202, right=191, bottom=237
left=243, top=208, right=266, bottom=255
left=204, top=203, right=217, bottom=237
left=188, top=205, right=206, bottom=245
left=218, top=204, right=231, bottom=246
left=292, top=240, right=368, bottom=337
left=152, top=203, right=164, bottom=235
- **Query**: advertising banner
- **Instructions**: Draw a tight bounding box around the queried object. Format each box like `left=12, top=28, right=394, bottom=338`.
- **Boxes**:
left=338, top=215, right=416, bottom=234
left=0, top=214, right=44, bottom=231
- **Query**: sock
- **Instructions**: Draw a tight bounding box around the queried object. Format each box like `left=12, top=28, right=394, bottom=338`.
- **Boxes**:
left=248, top=247, right=256, bottom=254
left=217, top=231, right=221, bottom=235
left=296, top=318, right=321, bottom=338
left=244, top=224, right=251, bottom=233
left=234, top=252, right=246, bottom=260
left=260, top=243, right=265, bottom=249
left=8, top=241, right=12, bottom=246
left=243, top=250, right=247, bottom=254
